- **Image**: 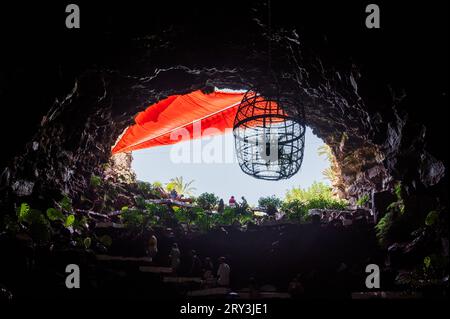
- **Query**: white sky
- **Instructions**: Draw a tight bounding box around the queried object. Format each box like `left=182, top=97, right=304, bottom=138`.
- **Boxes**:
left=131, top=127, right=330, bottom=205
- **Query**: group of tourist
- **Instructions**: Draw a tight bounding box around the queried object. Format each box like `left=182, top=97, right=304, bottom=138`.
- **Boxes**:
left=148, top=236, right=231, bottom=287
left=169, top=243, right=231, bottom=287
left=227, top=196, right=248, bottom=209
left=213, top=195, right=248, bottom=214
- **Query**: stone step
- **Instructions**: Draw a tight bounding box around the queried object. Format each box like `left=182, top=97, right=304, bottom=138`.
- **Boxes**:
left=236, top=291, right=291, bottom=299
left=163, top=276, right=202, bottom=284
left=96, top=255, right=152, bottom=263
left=139, top=266, right=173, bottom=274
left=351, top=291, right=423, bottom=299
left=187, top=287, right=230, bottom=297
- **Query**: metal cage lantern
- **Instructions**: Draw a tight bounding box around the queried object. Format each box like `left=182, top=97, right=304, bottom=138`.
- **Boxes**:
left=233, top=90, right=306, bottom=180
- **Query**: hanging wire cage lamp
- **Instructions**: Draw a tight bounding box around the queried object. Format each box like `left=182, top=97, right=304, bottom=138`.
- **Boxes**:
left=233, top=89, right=306, bottom=180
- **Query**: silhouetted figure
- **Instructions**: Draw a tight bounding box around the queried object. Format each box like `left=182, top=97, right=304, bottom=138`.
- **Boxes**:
left=203, top=257, right=214, bottom=273
left=169, top=243, right=181, bottom=273
left=217, top=257, right=230, bottom=287
left=189, top=250, right=202, bottom=277
left=218, top=199, right=225, bottom=214
left=248, top=277, right=260, bottom=299
left=288, top=273, right=305, bottom=298
left=311, top=214, right=321, bottom=225
left=203, top=257, right=215, bottom=287
left=240, top=196, right=248, bottom=209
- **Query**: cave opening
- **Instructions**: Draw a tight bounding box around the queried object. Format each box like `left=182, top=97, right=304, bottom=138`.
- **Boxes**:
left=0, top=1, right=447, bottom=303
left=110, top=86, right=335, bottom=206
left=129, top=126, right=332, bottom=206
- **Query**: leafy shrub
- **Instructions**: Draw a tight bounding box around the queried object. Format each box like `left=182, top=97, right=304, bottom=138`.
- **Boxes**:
left=99, top=235, right=113, bottom=247
left=375, top=212, right=395, bottom=247
left=137, top=180, right=155, bottom=194
left=196, top=192, right=219, bottom=210
left=120, top=204, right=162, bottom=231
left=282, top=182, right=347, bottom=221
left=285, top=182, right=333, bottom=202
left=258, top=196, right=282, bottom=215
left=374, top=182, right=406, bottom=247
left=83, top=237, right=92, bottom=249
left=46, top=208, right=65, bottom=222
left=90, top=175, right=102, bottom=188
left=172, top=206, right=191, bottom=224
left=152, top=181, right=163, bottom=188
left=59, top=195, right=73, bottom=212
left=166, top=177, right=196, bottom=196
left=356, top=194, right=370, bottom=207
left=425, top=210, right=439, bottom=226
left=218, top=207, right=239, bottom=225
left=281, top=200, right=308, bottom=221
left=193, top=211, right=213, bottom=232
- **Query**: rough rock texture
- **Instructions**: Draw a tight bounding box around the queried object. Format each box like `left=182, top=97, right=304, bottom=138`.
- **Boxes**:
left=0, top=2, right=448, bottom=220
left=104, top=152, right=136, bottom=184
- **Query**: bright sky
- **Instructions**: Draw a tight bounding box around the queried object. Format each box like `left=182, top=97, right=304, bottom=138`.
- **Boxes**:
left=131, top=127, right=330, bottom=205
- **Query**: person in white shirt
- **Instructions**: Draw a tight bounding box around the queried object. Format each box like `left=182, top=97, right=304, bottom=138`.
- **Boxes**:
left=217, top=257, right=230, bottom=287
left=147, top=234, right=158, bottom=259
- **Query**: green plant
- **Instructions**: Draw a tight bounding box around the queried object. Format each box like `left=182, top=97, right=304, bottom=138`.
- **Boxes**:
left=173, top=206, right=191, bottom=224
left=237, top=213, right=253, bottom=225
left=375, top=212, right=394, bottom=247
left=46, top=208, right=65, bottom=222
left=137, top=180, right=153, bottom=194
left=286, top=182, right=339, bottom=203
left=135, top=195, right=147, bottom=208
left=196, top=192, right=219, bottom=210
left=394, top=182, right=403, bottom=200
left=258, top=196, right=282, bottom=215
left=121, top=208, right=145, bottom=227
left=59, top=195, right=73, bottom=212
left=425, top=210, right=439, bottom=226
left=356, top=194, right=370, bottom=207
left=98, top=235, right=113, bottom=247
left=152, top=181, right=163, bottom=188
left=218, top=207, right=238, bottom=225
left=281, top=200, right=308, bottom=221
left=64, top=214, right=75, bottom=227
left=374, top=183, right=406, bottom=247
left=193, top=211, right=213, bottom=232
left=283, top=182, right=347, bottom=220
left=16, top=203, right=51, bottom=243
left=17, top=203, right=31, bottom=222
left=90, top=175, right=102, bottom=188
left=166, top=176, right=196, bottom=196
left=317, top=144, right=341, bottom=185
left=83, top=237, right=92, bottom=249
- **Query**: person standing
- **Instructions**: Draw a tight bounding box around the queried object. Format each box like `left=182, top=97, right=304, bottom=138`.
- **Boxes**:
left=147, top=234, right=158, bottom=260
left=218, top=199, right=225, bottom=214
left=203, top=257, right=215, bottom=287
left=189, top=250, right=202, bottom=277
left=169, top=243, right=181, bottom=273
left=228, top=196, right=236, bottom=208
left=217, top=257, right=230, bottom=287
